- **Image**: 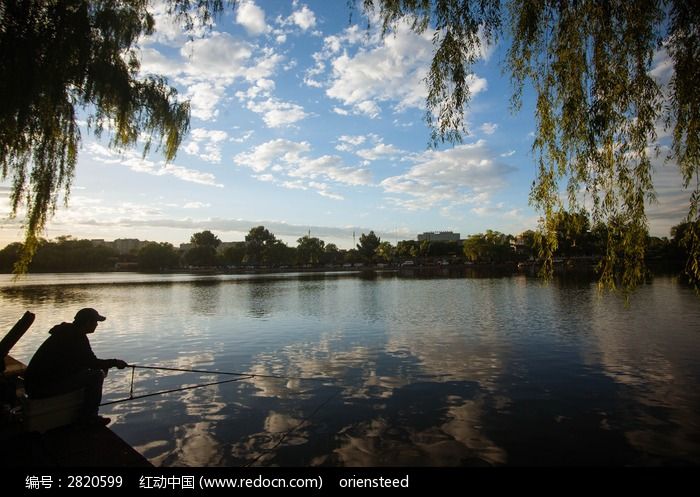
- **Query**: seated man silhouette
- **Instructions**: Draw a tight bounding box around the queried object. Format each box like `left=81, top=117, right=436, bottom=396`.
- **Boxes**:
left=24, top=308, right=127, bottom=425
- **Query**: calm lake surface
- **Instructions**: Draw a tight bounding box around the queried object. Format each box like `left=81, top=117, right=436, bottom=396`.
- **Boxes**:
left=2, top=271, right=699, bottom=466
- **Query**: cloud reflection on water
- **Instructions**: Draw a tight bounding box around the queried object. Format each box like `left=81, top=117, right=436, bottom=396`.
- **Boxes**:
left=587, top=280, right=700, bottom=464
left=3, top=273, right=698, bottom=466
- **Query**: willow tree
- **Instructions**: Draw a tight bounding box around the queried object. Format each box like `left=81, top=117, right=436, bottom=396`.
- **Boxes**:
left=361, top=0, right=699, bottom=292
left=0, top=0, right=227, bottom=273
left=2, top=1, right=698, bottom=291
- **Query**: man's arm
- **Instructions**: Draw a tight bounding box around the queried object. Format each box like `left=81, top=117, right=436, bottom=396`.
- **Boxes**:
left=94, top=358, right=128, bottom=370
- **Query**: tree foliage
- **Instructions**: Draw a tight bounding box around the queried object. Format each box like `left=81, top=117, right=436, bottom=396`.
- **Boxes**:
left=671, top=220, right=700, bottom=281
left=551, top=211, right=592, bottom=257
left=267, top=240, right=296, bottom=266
left=183, top=230, right=221, bottom=266
left=297, top=235, right=325, bottom=265
left=190, top=230, right=221, bottom=248
left=184, top=245, right=218, bottom=267
left=222, top=241, right=246, bottom=266
left=463, top=230, right=512, bottom=263
left=0, top=236, right=118, bottom=272
left=323, top=243, right=342, bottom=265
left=137, top=241, right=180, bottom=271
left=376, top=241, right=395, bottom=262
left=244, top=226, right=278, bottom=265
left=357, top=231, right=381, bottom=262
left=396, top=240, right=419, bottom=259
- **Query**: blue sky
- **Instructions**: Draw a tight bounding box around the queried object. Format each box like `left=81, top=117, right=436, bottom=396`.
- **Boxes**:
left=0, top=0, right=688, bottom=249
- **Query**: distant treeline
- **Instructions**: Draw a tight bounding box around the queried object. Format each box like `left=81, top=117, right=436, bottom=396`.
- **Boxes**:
left=0, top=237, right=120, bottom=272
left=0, top=216, right=694, bottom=274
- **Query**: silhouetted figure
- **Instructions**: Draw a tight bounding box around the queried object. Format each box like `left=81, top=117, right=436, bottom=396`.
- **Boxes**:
left=24, top=308, right=127, bottom=425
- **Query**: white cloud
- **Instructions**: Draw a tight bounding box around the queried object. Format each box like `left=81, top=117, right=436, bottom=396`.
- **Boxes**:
left=339, top=135, right=367, bottom=146
left=231, top=130, right=255, bottom=143
left=480, top=122, right=498, bottom=135
left=650, top=46, right=673, bottom=87
left=253, top=174, right=275, bottom=182
left=245, top=98, right=309, bottom=127
left=277, top=4, right=317, bottom=33
left=471, top=205, right=502, bottom=216
left=138, top=47, right=183, bottom=76
left=165, top=164, right=222, bottom=186
left=303, top=77, right=323, bottom=88
left=315, top=188, right=344, bottom=201
left=289, top=5, right=316, bottom=31
left=278, top=179, right=344, bottom=200
left=289, top=155, right=371, bottom=186
left=88, top=143, right=223, bottom=187
left=191, top=128, right=227, bottom=144
left=179, top=33, right=254, bottom=79
left=335, top=134, right=367, bottom=151
left=233, top=74, right=307, bottom=129
left=0, top=185, right=12, bottom=216
left=281, top=180, right=308, bottom=191
left=184, top=82, right=228, bottom=120
left=183, top=128, right=229, bottom=163
left=322, top=25, right=367, bottom=54
left=48, top=197, right=170, bottom=229
left=140, top=0, right=207, bottom=46
left=184, top=142, right=199, bottom=155
left=646, top=146, right=692, bottom=237
left=500, top=150, right=516, bottom=157
left=234, top=139, right=311, bottom=172
left=332, top=107, right=350, bottom=116
left=504, top=208, right=522, bottom=218
left=234, top=78, right=276, bottom=101
left=324, top=20, right=487, bottom=118
left=243, top=49, right=284, bottom=81
left=336, top=134, right=393, bottom=154
left=236, top=1, right=270, bottom=35
left=183, top=202, right=211, bottom=209
left=139, top=32, right=282, bottom=121
left=356, top=143, right=403, bottom=161
left=355, top=100, right=382, bottom=119
left=380, top=140, right=515, bottom=210
left=393, top=118, right=414, bottom=128
left=302, top=25, right=368, bottom=91
left=234, top=139, right=372, bottom=194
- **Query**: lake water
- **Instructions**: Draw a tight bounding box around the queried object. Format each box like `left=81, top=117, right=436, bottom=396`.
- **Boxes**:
left=2, top=271, right=699, bottom=466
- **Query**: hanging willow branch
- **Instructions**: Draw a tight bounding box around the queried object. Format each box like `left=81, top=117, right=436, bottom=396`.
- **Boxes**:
left=359, top=0, right=700, bottom=293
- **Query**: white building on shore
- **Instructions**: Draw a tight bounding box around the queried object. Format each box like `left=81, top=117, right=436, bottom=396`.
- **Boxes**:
left=417, top=231, right=461, bottom=242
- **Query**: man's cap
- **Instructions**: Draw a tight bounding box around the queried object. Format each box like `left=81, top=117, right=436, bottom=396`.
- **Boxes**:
left=74, top=308, right=106, bottom=323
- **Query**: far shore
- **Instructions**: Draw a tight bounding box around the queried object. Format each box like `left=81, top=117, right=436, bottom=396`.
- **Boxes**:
left=1, top=256, right=683, bottom=278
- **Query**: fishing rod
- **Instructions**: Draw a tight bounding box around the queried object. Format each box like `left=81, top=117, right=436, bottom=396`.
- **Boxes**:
left=100, top=364, right=335, bottom=407
left=127, top=364, right=334, bottom=383
left=100, top=375, right=254, bottom=406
